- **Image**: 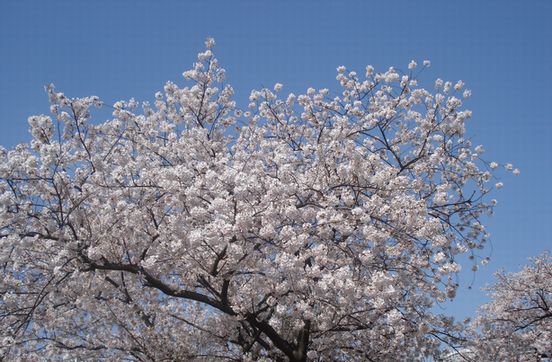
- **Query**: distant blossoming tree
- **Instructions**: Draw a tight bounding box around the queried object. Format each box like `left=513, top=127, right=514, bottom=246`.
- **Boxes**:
left=0, top=39, right=515, bottom=361
left=469, top=252, right=551, bottom=361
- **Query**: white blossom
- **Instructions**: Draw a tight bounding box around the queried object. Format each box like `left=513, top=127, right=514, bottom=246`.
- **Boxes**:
left=205, top=37, right=215, bottom=49
left=454, top=80, right=464, bottom=91
left=365, top=64, right=374, bottom=76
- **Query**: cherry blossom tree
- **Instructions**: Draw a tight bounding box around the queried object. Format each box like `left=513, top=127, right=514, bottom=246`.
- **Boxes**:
left=0, top=39, right=514, bottom=361
left=469, top=252, right=551, bottom=361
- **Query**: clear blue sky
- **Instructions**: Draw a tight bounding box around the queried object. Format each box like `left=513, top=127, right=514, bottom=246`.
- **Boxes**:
left=1, top=0, right=551, bottom=320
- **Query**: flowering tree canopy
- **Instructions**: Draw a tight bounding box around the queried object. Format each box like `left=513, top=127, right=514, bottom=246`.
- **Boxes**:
left=470, top=252, right=552, bottom=361
left=0, top=39, right=514, bottom=361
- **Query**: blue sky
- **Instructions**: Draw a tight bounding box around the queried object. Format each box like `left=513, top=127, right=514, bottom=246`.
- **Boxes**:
left=1, top=0, right=551, bottom=320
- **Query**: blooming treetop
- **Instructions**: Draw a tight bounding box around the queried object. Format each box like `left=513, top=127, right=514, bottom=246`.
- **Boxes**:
left=0, top=39, right=516, bottom=361
left=470, top=252, right=551, bottom=361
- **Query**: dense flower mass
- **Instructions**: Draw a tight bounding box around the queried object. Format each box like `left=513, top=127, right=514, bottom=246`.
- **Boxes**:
left=0, top=39, right=515, bottom=361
